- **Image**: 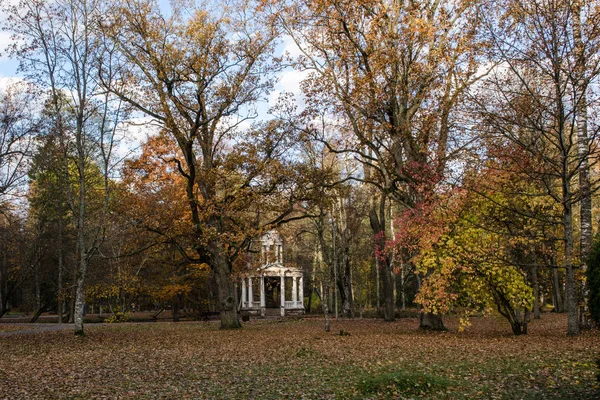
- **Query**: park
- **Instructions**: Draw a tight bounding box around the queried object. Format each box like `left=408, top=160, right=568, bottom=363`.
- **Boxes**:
left=1, top=0, right=600, bottom=398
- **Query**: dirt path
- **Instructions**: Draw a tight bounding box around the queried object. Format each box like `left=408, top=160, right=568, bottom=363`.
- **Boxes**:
left=0, top=323, right=75, bottom=337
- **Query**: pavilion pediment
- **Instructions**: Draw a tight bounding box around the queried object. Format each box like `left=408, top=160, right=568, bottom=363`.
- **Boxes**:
left=258, top=263, right=302, bottom=277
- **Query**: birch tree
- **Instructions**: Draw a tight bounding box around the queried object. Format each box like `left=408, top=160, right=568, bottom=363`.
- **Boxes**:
left=3, top=0, right=125, bottom=335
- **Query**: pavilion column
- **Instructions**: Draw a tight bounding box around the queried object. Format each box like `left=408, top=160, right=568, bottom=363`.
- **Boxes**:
left=280, top=275, right=285, bottom=317
left=260, top=275, right=266, bottom=317
left=292, top=276, right=298, bottom=308
left=299, top=276, right=304, bottom=308
left=248, top=277, right=253, bottom=307
left=241, top=278, right=247, bottom=308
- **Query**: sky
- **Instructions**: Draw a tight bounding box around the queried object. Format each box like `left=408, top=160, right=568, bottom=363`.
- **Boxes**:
left=0, top=0, right=306, bottom=162
left=0, top=0, right=305, bottom=98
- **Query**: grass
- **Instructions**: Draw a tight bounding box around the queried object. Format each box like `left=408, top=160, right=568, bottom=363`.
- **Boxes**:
left=0, top=313, right=598, bottom=399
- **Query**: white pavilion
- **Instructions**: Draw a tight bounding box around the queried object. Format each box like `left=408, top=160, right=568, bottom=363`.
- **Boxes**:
left=239, top=230, right=304, bottom=317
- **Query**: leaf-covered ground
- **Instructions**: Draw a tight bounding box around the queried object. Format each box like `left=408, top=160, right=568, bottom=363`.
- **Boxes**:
left=0, top=313, right=598, bottom=399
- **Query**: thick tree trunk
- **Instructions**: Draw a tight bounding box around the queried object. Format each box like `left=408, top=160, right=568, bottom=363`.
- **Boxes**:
left=211, top=241, right=240, bottom=330
left=380, top=259, right=395, bottom=321
left=419, top=312, right=447, bottom=331
left=73, top=260, right=87, bottom=336
left=73, top=153, right=88, bottom=336
left=369, top=196, right=395, bottom=321
left=73, top=152, right=89, bottom=335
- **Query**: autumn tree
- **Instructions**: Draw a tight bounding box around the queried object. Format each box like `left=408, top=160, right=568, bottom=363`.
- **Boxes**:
left=102, top=0, right=305, bottom=329
left=274, top=0, right=487, bottom=327
left=476, top=0, right=600, bottom=335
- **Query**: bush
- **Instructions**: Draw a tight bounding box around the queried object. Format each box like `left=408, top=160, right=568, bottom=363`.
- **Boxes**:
left=104, top=311, right=130, bottom=323
left=587, top=237, right=600, bottom=324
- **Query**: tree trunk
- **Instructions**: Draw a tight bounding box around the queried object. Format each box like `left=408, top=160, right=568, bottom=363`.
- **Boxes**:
left=69, top=266, right=77, bottom=323
left=323, top=282, right=330, bottom=332
left=210, top=241, right=241, bottom=330
left=552, top=267, right=564, bottom=312
left=369, top=195, right=394, bottom=321
left=400, top=263, right=406, bottom=311
left=380, top=259, right=395, bottom=321
left=573, top=1, right=592, bottom=327
left=531, top=265, right=541, bottom=319
left=30, top=304, right=49, bottom=323
left=419, top=312, right=447, bottom=331
left=173, top=294, right=180, bottom=322
left=419, top=269, right=446, bottom=330
left=375, top=254, right=380, bottom=315
left=57, top=211, right=64, bottom=324
left=564, top=193, right=580, bottom=335
left=73, top=259, right=87, bottom=336
left=34, top=254, right=41, bottom=313
left=0, top=245, right=7, bottom=318
left=339, top=246, right=354, bottom=318
left=73, top=184, right=88, bottom=334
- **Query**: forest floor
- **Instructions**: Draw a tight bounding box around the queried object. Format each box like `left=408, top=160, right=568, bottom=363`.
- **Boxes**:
left=0, top=313, right=598, bottom=399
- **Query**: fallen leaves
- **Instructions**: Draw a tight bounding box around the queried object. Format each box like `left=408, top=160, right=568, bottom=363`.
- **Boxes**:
left=0, top=314, right=598, bottom=399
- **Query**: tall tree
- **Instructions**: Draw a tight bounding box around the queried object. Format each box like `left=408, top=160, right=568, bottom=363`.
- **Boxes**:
left=477, top=0, right=600, bottom=335
left=102, top=0, right=303, bottom=328
left=4, top=0, right=125, bottom=335
left=276, top=0, right=486, bottom=326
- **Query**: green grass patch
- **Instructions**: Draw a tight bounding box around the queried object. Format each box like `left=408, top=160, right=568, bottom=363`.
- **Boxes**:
left=357, top=369, right=453, bottom=397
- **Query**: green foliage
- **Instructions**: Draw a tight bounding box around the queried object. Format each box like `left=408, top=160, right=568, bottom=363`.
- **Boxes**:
left=357, top=370, right=452, bottom=397
left=104, top=311, right=130, bottom=323
left=588, top=237, right=600, bottom=324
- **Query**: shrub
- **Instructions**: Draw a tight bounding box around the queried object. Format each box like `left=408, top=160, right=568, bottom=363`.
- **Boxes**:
left=587, top=237, right=600, bottom=324
left=104, top=311, right=130, bottom=323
